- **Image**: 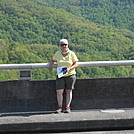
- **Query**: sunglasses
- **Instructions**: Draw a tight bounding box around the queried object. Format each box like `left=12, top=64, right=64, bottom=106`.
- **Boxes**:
left=61, top=44, right=68, bottom=46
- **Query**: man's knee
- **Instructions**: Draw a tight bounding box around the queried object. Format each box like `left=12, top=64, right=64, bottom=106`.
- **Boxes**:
left=57, top=90, right=64, bottom=95
left=66, top=90, right=72, bottom=94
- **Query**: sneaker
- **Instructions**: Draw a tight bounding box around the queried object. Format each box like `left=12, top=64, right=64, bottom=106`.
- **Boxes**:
left=56, top=107, right=62, bottom=113
left=65, top=106, right=71, bottom=113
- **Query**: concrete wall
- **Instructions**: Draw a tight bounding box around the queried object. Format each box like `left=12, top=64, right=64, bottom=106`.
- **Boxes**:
left=0, top=77, right=134, bottom=113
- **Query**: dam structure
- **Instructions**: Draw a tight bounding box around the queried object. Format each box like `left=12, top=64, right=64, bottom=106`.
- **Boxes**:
left=0, top=61, right=134, bottom=133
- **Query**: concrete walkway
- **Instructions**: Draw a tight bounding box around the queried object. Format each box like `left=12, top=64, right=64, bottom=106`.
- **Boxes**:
left=0, top=108, right=134, bottom=133
left=55, top=130, right=134, bottom=134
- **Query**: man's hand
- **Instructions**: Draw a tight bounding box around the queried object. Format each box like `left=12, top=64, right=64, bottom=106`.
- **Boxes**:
left=48, top=60, right=55, bottom=71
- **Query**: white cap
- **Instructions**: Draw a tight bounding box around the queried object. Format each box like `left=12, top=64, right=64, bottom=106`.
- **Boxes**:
left=59, top=39, right=68, bottom=45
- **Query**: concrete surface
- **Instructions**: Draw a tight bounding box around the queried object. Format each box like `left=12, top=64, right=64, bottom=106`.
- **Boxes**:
left=0, top=108, right=134, bottom=133
left=0, top=77, right=134, bottom=113
left=55, top=130, right=134, bottom=134
left=6, top=130, right=134, bottom=134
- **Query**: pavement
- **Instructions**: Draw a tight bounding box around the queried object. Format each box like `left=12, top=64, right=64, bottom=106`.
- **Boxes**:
left=53, top=130, right=134, bottom=134
left=0, top=108, right=134, bottom=133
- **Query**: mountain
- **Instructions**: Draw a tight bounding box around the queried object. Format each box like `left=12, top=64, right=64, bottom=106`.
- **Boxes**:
left=0, top=0, right=134, bottom=80
left=34, top=0, right=134, bottom=31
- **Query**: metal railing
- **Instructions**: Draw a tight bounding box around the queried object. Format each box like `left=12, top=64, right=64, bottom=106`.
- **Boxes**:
left=0, top=60, right=134, bottom=69
left=0, top=60, right=134, bottom=80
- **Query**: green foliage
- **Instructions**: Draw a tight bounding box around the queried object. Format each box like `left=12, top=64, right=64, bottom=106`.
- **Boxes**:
left=0, top=69, right=18, bottom=81
left=42, top=0, right=134, bottom=31
left=0, top=0, right=134, bottom=80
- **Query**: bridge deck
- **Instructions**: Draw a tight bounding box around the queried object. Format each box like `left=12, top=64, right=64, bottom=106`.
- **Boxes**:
left=0, top=108, right=134, bottom=133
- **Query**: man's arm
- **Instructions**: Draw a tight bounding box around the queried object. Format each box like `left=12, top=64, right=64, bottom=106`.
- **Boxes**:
left=67, top=61, right=78, bottom=72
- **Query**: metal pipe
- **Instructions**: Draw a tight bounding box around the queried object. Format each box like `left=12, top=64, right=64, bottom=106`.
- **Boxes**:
left=78, top=60, right=134, bottom=67
left=0, top=60, right=134, bottom=70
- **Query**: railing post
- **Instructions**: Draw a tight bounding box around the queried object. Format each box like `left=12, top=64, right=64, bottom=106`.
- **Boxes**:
left=19, top=69, right=32, bottom=80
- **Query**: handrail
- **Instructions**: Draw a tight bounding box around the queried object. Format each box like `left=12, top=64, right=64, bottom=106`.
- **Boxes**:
left=0, top=60, right=134, bottom=69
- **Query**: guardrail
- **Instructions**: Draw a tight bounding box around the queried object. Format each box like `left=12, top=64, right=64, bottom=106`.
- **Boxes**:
left=0, top=60, right=134, bottom=80
left=0, top=60, right=134, bottom=69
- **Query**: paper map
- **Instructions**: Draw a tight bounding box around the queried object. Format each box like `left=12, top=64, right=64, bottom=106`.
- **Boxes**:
left=57, top=66, right=68, bottom=78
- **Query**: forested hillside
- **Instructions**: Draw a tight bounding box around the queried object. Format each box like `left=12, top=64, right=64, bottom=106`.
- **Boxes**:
left=0, top=0, right=134, bottom=80
left=35, top=0, right=134, bottom=31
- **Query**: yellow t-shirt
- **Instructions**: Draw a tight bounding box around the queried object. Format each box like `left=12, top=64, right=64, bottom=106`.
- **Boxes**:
left=53, top=50, right=78, bottom=77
